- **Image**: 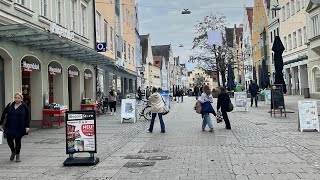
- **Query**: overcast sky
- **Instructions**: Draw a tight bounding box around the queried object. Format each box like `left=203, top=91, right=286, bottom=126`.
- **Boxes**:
left=137, top=0, right=254, bottom=71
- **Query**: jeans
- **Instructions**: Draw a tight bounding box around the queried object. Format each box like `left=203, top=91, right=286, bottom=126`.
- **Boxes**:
left=251, top=95, right=258, bottom=106
left=202, top=113, right=213, bottom=129
left=7, top=136, right=22, bottom=154
left=222, top=111, right=231, bottom=129
left=109, top=102, right=116, bottom=112
left=149, top=113, right=165, bottom=132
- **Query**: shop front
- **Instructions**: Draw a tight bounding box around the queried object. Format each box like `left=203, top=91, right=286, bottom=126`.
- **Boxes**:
left=84, top=69, right=94, bottom=99
left=48, top=61, right=63, bottom=104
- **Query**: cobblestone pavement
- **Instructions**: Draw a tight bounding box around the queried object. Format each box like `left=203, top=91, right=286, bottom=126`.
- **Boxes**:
left=2, top=96, right=320, bottom=180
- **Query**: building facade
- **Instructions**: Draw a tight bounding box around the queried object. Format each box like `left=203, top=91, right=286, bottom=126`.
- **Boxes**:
left=188, top=68, right=217, bottom=89
left=0, top=0, right=101, bottom=125
left=306, top=1, right=320, bottom=98
left=140, top=34, right=153, bottom=87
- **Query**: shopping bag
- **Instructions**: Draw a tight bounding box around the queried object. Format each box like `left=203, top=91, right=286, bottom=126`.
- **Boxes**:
left=0, top=130, right=4, bottom=144
left=216, top=111, right=223, bottom=123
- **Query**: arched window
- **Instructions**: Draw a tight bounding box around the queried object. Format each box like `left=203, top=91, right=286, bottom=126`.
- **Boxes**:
left=313, top=67, right=320, bottom=92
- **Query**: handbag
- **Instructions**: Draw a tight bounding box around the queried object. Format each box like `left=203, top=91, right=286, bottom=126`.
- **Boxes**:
left=216, top=111, right=223, bottom=123
left=201, top=102, right=215, bottom=114
left=227, top=99, right=234, bottom=112
left=195, top=101, right=202, bottom=114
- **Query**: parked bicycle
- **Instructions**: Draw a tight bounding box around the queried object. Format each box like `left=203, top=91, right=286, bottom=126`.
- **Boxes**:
left=136, top=99, right=152, bottom=121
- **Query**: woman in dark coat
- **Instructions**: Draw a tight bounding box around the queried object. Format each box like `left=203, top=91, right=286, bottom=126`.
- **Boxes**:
left=217, top=87, right=231, bottom=129
left=0, top=92, right=30, bottom=162
left=137, top=87, right=142, bottom=104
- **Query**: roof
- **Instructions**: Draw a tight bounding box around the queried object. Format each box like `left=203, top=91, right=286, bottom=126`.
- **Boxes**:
left=151, top=45, right=171, bottom=62
left=246, top=7, right=254, bottom=32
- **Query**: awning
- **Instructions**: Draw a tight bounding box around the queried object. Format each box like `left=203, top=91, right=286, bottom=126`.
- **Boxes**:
left=0, top=23, right=115, bottom=66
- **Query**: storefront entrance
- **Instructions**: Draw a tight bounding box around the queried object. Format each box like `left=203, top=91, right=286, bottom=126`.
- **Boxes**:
left=0, top=56, right=4, bottom=112
left=84, top=69, right=94, bottom=99
left=68, top=66, right=80, bottom=110
left=21, top=56, right=42, bottom=120
left=48, top=61, right=63, bottom=104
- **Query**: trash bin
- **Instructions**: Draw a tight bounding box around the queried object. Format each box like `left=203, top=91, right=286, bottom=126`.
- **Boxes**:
left=304, top=88, right=310, bottom=98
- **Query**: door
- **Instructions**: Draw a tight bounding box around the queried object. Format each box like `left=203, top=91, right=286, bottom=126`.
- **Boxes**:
left=0, top=56, right=4, bottom=113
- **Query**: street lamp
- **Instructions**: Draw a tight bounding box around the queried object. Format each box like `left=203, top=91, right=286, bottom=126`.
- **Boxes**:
left=182, top=9, right=191, bottom=14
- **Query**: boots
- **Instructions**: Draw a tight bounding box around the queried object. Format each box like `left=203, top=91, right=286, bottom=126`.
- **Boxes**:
left=16, top=154, right=21, bottom=162
left=10, top=152, right=15, bottom=161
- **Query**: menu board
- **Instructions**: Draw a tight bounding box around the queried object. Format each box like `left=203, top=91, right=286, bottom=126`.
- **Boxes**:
left=264, top=90, right=271, bottom=105
left=121, top=99, right=136, bottom=119
left=66, top=111, right=97, bottom=154
left=298, top=101, right=319, bottom=132
left=234, top=92, right=247, bottom=108
left=271, top=84, right=285, bottom=109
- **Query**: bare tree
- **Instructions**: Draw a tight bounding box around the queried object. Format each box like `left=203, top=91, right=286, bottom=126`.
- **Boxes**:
left=190, top=12, right=231, bottom=87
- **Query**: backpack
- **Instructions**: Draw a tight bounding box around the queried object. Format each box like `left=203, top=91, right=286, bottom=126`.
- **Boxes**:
left=194, top=101, right=202, bottom=114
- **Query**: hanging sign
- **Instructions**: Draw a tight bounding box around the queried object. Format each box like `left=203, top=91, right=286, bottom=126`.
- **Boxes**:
left=96, top=43, right=107, bottom=52
left=66, top=111, right=97, bottom=153
left=22, top=61, right=40, bottom=72
left=68, top=70, right=79, bottom=78
left=298, top=100, right=319, bottom=132
left=84, top=73, right=92, bottom=79
left=49, top=66, right=62, bottom=75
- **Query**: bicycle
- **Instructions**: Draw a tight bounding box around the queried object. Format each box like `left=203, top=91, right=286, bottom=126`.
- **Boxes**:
left=136, top=99, right=152, bottom=121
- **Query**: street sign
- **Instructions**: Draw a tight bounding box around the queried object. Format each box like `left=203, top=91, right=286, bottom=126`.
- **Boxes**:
left=96, top=43, right=107, bottom=52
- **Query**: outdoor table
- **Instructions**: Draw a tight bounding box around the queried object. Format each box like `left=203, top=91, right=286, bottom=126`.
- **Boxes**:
left=81, top=104, right=99, bottom=117
left=42, top=109, right=66, bottom=128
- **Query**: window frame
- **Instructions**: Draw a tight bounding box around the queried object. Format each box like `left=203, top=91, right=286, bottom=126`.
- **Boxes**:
left=298, top=29, right=302, bottom=46
left=81, top=4, right=87, bottom=37
left=110, top=27, right=114, bottom=52
left=40, top=0, right=48, bottom=17
left=293, top=31, right=297, bottom=49
left=104, top=20, right=108, bottom=47
left=311, top=14, right=319, bottom=37
left=71, top=0, right=77, bottom=32
left=96, top=11, right=101, bottom=42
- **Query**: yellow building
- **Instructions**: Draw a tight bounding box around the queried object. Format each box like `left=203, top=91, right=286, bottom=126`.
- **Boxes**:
left=188, top=68, right=217, bottom=89
left=252, top=0, right=270, bottom=84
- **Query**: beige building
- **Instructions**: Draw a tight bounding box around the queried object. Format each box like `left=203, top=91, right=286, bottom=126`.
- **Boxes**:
left=279, top=0, right=309, bottom=95
left=0, top=0, right=99, bottom=125
left=188, top=68, right=217, bottom=89
left=306, top=1, right=320, bottom=98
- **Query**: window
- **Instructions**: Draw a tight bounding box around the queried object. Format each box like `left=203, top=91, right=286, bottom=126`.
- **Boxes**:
left=277, top=28, right=279, bottom=36
left=57, top=0, right=62, bottom=24
left=96, top=11, right=101, bottom=42
left=284, top=36, right=287, bottom=50
left=282, top=6, right=286, bottom=21
left=128, top=44, right=131, bottom=62
left=293, top=31, right=297, bottom=49
left=17, top=0, right=25, bottom=6
left=110, top=27, right=113, bottom=51
left=40, top=0, right=48, bottom=17
left=314, top=67, right=320, bottom=92
left=296, top=0, right=300, bottom=12
left=311, top=15, right=319, bottom=37
left=270, top=31, right=273, bottom=43
left=303, top=26, right=307, bottom=43
left=298, top=29, right=302, bottom=46
left=71, top=0, right=76, bottom=31
left=81, top=4, right=87, bottom=37
left=123, top=41, right=126, bottom=60
left=286, top=3, right=290, bottom=19
left=132, top=47, right=134, bottom=64
left=288, top=34, right=292, bottom=50
left=116, top=35, right=120, bottom=57
left=291, top=0, right=295, bottom=16
left=104, top=20, right=108, bottom=46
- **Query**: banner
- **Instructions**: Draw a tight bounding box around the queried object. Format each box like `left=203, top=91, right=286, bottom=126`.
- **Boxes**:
left=234, top=92, right=247, bottom=108
left=66, top=111, right=97, bottom=154
left=264, top=90, right=271, bottom=105
left=160, top=90, right=170, bottom=108
left=298, top=100, right=319, bottom=132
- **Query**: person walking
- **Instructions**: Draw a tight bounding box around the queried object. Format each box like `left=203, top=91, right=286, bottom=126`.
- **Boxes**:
left=137, top=87, right=142, bottom=105
left=145, top=86, right=150, bottom=100
left=180, top=89, right=184, bottom=103
left=194, top=86, right=200, bottom=100
left=109, top=89, right=118, bottom=115
left=235, top=82, right=244, bottom=92
left=217, top=87, right=232, bottom=130
left=0, top=92, right=30, bottom=162
left=249, top=80, right=260, bottom=107
left=148, top=87, right=166, bottom=133
left=199, top=85, right=215, bottom=132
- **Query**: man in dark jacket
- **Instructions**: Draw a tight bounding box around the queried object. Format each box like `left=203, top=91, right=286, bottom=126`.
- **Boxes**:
left=194, top=86, right=200, bottom=100
left=249, top=80, right=259, bottom=107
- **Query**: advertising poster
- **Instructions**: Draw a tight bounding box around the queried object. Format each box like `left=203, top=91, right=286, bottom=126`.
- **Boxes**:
left=298, top=101, right=319, bottom=132
left=264, top=90, right=271, bottom=105
left=121, top=99, right=136, bottom=119
left=66, top=111, right=96, bottom=154
left=234, top=92, right=247, bottom=108
left=160, top=90, right=170, bottom=108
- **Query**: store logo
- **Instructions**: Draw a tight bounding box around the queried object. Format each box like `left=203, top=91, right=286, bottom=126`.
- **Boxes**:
left=68, top=114, right=83, bottom=120
left=49, top=66, right=62, bottom=75
left=22, top=61, right=40, bottom=72
left=84, top=73, right=92, bottom=79
left=68, top=70, right=79, bottom=77
left=50, top=23, right=74, bottom=40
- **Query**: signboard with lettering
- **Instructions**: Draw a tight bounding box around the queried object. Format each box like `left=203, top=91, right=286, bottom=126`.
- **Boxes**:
left=96, top=43, right=107, bottom=52
left=271, top=84, right=286, bottom=117
left=50, top=23, right=74, bottom=40
left=298, top=100, right=319, bottom=132
left=84, top=73, right=92, bottom=79
left=65, top=111, right=97, bottom=154
left=22, top=61, right=40, bottom=72
left=68, top=70, right=79, bottom=78
left=49, top=66, right=62, bottom=75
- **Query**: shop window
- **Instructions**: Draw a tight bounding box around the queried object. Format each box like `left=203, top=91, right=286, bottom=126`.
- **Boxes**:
left=314, top=67, right=320, bottom=92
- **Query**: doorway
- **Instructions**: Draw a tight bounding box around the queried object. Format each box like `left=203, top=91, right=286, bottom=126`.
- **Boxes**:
left=0, top=56, right=4, bottom=113
left=68, top=66, right=80, bottom=110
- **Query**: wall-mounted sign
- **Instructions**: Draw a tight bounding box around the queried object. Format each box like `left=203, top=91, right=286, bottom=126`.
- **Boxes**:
left=84, top=73, right=92, bottom=79
left=68, top=70, right=79, bottom=78
left=22, top=61, right=40, bottom=72
left=96, top=43, right=107, bottom=52
left=49, top=66, right=62, bottom=75
left=50, top=23, right=74, bottom=40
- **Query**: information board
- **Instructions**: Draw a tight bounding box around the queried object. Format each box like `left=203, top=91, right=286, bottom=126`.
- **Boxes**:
left=271, top=84, right=285, bottom=109
left=264, top=90, right=271, bottom=105
left=298, top=100, right=319, bottom=132
left=65, top=111, right=97, bottom=154
left=121, top=99, right=136, bottom=123
left=234, top=92, right=248, bottom=111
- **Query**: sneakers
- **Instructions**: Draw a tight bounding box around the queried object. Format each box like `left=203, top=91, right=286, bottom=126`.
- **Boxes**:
left=10, top=152, right=15, bottom=161
left=15, top=154, right=21, bottom=162
left=202, top=128, right=205, bottom=131
left=161, top=130, right=165, bottom=133
left=209, top=128, right=214, bottom=132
